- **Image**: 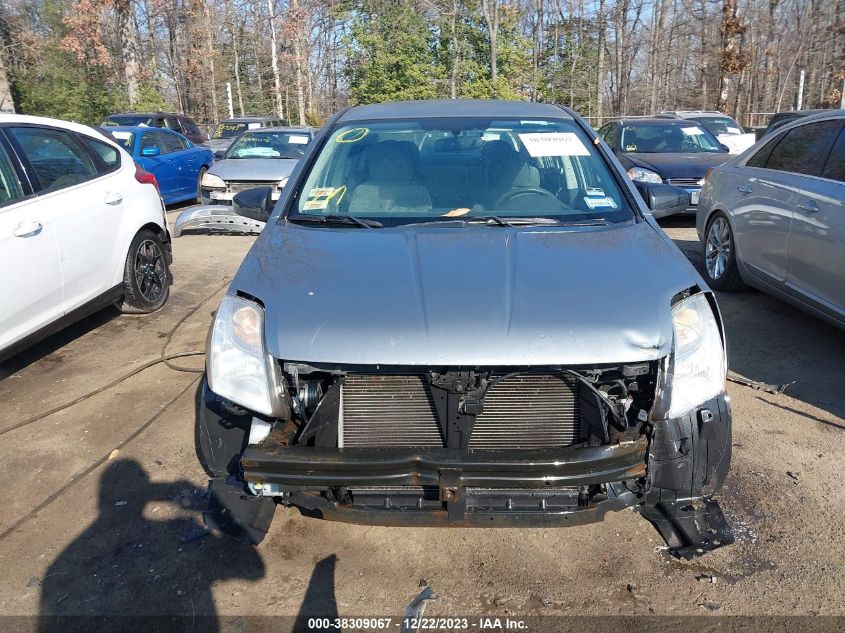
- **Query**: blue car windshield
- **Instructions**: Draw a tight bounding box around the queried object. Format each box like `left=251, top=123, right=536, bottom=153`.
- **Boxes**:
left=292, top=117, right=633, bottom=226
left=620, top=124, right=724, bottom=153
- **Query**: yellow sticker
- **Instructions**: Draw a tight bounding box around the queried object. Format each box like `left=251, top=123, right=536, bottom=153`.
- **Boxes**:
left=336, top=128, right=369, bottom=143
left=442, top=208, right=471, bottom=217
left=304, top=185, right=347, bottom=209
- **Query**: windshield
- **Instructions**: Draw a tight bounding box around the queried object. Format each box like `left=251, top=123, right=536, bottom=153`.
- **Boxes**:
left=292, top=117, right=632, bottom=226
left=108, top=130, right=136, bottom=151
left=225, top=131, right=311, bottom=159
left=213, top=122, right=255, bottom=139
left=620, top=124, right=724, bottom=153
left=103, top=115, right=154, bottom=127
left=689, top=116, right=744, bottom=136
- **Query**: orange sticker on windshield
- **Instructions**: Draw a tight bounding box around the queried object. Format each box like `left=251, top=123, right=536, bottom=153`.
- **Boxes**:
left=336, top=128, right=369, bottom=143
left=442, top=208, right=471, bottom=217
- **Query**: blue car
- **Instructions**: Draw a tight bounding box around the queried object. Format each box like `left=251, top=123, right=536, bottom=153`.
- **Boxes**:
left=108, top=126, right=213, bottom=204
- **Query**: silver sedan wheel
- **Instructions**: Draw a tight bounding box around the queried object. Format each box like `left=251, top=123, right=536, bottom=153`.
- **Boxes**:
left=705, top=217, right=732, bottom=280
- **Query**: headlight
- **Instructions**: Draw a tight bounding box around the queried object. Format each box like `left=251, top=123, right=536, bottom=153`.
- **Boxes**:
left=201, top=172, right=226, bottom=188
left=278, top=176, right=289, bottom=189
left=654, top=293, right=726, bottom=419
left=207, top=295, right=286, bottom=416
left=627, top=167, right=663, bottom=184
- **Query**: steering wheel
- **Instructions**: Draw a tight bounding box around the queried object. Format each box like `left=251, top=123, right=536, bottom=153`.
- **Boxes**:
left=493, top=187, right=563, bottom=213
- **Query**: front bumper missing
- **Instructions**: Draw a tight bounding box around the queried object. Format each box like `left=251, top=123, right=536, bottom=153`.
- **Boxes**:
left=196, top=378, right=733, bottom=557
left=172, top=204, right=265, bottom=237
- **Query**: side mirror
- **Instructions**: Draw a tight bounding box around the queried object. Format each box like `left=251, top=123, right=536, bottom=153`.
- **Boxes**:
left=214, top=150, right=225, bottom=160
left=141, top=146, right=161, bottom=157
left=720, top=143, right=730, bottom=152
left=634, top=182, right=690, bottom=219
left=233, top=186, right=273, bottom=223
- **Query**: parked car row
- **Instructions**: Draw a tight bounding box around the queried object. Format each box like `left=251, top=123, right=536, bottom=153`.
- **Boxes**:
left=2, top=101, right=844, bottom=562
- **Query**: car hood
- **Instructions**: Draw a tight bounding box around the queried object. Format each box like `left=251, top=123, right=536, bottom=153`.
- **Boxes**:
left=622, top=152, right=730, bottom=179
left=230, top=221, right=700, bottom=366
left=209, top=158, right=300, bottom=182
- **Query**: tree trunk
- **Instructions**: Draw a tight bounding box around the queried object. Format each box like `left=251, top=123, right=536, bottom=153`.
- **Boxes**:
left=290, top=0, right=307, bottom=125
left=596, top=0, right=605, bottom=125
left=480, top=0, right=499, bottom=85
left=116, top=0, right=140, bottom=107
left=449, top=0, right=460, bottom=99
left=267, top=0, right=284, bottom=121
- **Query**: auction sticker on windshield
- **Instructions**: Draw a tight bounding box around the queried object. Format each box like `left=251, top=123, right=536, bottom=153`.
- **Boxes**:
left=289, top=135, right=310, bottom=144
left=682, top=127, right=704, bottom=135
left=519, top=132, right=590, bottom=157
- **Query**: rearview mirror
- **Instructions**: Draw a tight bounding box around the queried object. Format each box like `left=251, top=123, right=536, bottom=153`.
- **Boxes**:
left=634, top=182, right=690, bottom=219
left=141, top=146, right=161, bottom=157
left=233, top=186, right=273, bottom=223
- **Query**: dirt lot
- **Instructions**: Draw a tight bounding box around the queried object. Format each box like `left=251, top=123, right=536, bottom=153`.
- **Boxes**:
left=0, top=212, right=843, bottom=629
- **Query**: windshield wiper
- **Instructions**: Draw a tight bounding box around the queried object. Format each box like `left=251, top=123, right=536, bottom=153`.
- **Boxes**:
left=468, top=216, right=568, bottom=226
left=289, top=214, right=382, bottom=229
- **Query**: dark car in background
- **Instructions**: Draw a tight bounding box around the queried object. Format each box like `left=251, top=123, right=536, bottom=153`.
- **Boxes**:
left=199, top=126, right=313, bottom=205
left=598, top=118, right=731, bottom=216
left=658, top=111, right=755, bottom=154
left=208, top=115, right=286, bottom=156
left=109, top=126, right=213, bottom=205
left=102, top=112, right=206, bottom=146
left=761, top=109, right=831, bottom=138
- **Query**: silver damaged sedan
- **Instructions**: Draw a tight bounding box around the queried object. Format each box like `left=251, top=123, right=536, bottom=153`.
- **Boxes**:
left=195, top=100, right=733, bottom=559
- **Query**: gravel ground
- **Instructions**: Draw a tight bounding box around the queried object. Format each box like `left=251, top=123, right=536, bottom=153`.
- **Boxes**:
left=0, top=212, right=842, bottom=631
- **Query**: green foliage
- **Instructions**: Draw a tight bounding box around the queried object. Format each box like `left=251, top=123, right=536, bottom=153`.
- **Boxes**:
left=15, top=42, right=125, bottom=124
left=345, top=1, right=439, bottom=105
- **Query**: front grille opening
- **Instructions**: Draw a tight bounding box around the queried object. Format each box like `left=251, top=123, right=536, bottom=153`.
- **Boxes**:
left=287, top=363, right=658, bottom=451
left=341, top=374, right=444, bottom=448
left=470, top=374, right=580, bottom=449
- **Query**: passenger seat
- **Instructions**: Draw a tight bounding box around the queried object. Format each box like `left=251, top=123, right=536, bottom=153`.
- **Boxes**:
left=348, top=141, right=432, bottom=213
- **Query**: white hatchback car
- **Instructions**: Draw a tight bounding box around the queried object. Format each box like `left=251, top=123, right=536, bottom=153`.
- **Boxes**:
left=0, top=114, right=172, bottom=361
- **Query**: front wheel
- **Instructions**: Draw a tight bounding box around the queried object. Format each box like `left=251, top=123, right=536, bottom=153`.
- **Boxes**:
left=703, top=212, right=746, bottom=291
left=116, top=229, right=171, bottom=314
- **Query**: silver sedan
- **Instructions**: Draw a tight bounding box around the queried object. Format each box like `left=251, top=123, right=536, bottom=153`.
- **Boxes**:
left=696, top=110, right=845, bottom=329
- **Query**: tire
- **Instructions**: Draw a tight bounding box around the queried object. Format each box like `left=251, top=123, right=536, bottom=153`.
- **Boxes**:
left=196, top=166, right=207, bottom=203
left=703, top=212, right=746, bottom=291
left=116, top=229, right=171, bottom=314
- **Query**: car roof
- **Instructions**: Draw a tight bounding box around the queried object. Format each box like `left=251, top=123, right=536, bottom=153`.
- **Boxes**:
left=614, top=118, right=707, bottom=126
left=0, top=112, right=116, bottom=137
left=105, top=125, right=183, bottom=135
left=108, top=111, right=187, bottom=117
left=220, top=116, right=277, bottom=122
left=244, top=126, right=313, bottom=133
left=337, top=100, right=571, bottom=122
left=767, top=109, right=845, bottom=132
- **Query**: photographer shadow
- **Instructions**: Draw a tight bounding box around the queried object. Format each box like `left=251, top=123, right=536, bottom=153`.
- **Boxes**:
left=38, top=459, right=265, bottom=633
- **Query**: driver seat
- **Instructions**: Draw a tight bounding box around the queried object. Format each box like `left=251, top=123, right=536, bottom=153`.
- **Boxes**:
left=479, top=141, right=540, bottom=209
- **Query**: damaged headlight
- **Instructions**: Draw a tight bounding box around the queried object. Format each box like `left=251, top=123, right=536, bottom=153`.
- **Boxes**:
left=201, top=172, right=226, bottom=189
left=654, top=293, right=726, bottom=419
left=207, top=295, right=286, bottom=416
